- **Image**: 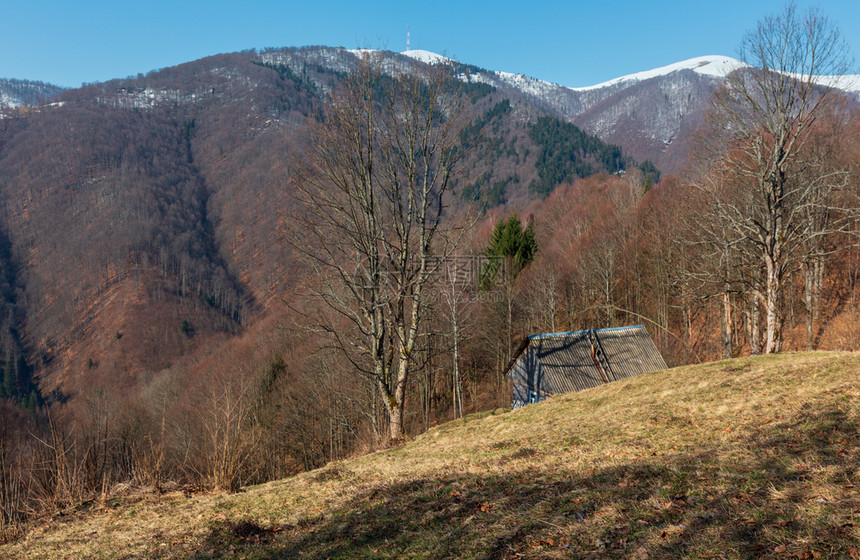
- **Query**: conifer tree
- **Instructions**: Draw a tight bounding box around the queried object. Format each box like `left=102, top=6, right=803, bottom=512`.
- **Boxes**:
left=481, top=213, right=538, bottom=373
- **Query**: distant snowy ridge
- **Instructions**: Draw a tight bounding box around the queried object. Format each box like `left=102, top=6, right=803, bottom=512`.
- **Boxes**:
left=815, top=74, right=860, bottom=95
left=488, top=53, right=860, bottom=96
left=351, top=49, right=860, bottom=98
left=570, top=56, right=744, bottom=91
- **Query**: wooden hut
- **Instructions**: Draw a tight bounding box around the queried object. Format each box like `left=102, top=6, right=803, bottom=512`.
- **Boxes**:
left=505, top=325, right=667, bottom=408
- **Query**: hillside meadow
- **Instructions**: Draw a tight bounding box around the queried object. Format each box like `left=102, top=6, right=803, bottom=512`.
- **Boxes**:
left=2, top=351, right=858, bottom=559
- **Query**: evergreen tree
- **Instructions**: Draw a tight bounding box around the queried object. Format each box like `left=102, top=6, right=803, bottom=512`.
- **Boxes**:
left=481, top=213, right=538, bottom=287
left=480, top=213, right=539, bottom=370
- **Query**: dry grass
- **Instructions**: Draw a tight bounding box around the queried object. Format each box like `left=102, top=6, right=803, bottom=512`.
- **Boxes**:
left=3, top=351, right=859, bottom=559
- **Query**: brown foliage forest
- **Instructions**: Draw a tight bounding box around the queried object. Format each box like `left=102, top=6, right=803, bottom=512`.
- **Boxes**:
left=0, top=46, right=858, bottom=530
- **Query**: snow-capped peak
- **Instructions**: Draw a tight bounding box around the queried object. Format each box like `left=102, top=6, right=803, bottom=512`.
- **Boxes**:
left=400, top=50, right=454, bottom=65
left=347, top=48, right=454, bottom=66
left=572, top=55, right=745, bottom=91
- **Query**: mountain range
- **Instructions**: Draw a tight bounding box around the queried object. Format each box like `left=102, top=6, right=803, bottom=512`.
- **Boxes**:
left=399, top=49, right=860, bottom=173
left=0, top=45, right=858, bottom=403
left=7, top=49, right=858, bottom=174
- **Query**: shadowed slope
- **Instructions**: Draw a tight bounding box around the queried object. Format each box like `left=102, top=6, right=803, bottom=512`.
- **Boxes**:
left=3, top=351, right=858, bottom=559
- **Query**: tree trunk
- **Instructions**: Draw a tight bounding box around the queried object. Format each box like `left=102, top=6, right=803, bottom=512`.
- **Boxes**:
left=388, top=400, right=404, bottom=441
left=450, top=293, right=463, bottom=419
left=764, top=257, right=782, bottom=354
left=804, top=259, right=814, bottom=351
left=749, top=294, right=761, bottom=355
left=814, top=256, right=823, bottom=321
left=721, top=290, right=733, bottom=359
left=388, top=352, right=411, bottom=441
left=506, top=283, right=513, bottom=365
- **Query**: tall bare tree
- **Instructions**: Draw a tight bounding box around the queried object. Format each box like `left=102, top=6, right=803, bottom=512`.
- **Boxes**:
left=291, top=53, right=470, bottom=441
left=692, top=3, right=854, bottom=353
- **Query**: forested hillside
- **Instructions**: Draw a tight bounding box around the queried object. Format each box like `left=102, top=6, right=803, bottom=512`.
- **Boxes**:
left=0, top=47, right=656, bottom=402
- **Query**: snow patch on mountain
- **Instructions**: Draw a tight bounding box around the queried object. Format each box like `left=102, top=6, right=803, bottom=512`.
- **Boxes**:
left=348, top=48, right=377, bottom=58
left=0, top=94, right=18, bottom=109
left=0, top=79, right=66, bottom=109
left=491, top=71, right=569, bottom=99
left=261, top=47, right=356, bottom=76
left=105, top=87, right=192, bottom=109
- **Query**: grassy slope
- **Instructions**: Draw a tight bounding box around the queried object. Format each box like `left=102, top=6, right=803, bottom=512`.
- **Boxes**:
left=4, top=352, right=859, bottom=559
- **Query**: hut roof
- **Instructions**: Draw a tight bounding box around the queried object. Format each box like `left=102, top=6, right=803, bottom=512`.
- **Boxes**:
left=505, top=325, right=667, bottom=401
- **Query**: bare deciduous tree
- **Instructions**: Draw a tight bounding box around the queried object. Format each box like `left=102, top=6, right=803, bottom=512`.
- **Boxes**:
left=692, top=2, right=854, bottom=353
left=291, top=53, right=470, bottom=441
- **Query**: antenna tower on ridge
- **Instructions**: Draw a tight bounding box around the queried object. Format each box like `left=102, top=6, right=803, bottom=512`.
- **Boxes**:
left=407, top=26, right=410, bottom=51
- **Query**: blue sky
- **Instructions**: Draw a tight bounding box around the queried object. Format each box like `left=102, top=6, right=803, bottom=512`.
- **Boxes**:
left=2, top=1, right=858, bottom=89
